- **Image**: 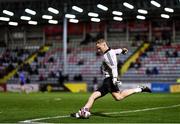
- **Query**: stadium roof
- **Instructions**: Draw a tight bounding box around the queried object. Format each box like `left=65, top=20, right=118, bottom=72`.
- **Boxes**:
left=0, top=0, right=180, bottom=26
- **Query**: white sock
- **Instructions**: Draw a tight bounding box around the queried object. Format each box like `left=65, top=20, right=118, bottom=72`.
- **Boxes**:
left=134, top=88, right=142, bottom=93
left=76, top=113, right=80, bottom=118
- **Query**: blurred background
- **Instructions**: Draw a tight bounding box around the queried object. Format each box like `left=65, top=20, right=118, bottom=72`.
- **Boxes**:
left=0, top=0, right=180, bottom=93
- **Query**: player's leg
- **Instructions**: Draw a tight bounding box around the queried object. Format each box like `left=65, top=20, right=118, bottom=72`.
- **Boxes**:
left=112, top=86, right=151, bottom=101
left=20, top=82, right=25, bottom=93
left=84, top=91, right=101, bottom=109
left=71, top=78, right=109, bottom=118
left=81, top=77, right=109, bottom=110
left=112, top=88, right=140, bottom=101
left=24, top=84, right=30, bottom=94
left=70, top=91, right=102, bottom=118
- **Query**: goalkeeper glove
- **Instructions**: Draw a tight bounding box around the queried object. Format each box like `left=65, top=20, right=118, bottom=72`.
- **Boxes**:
left=112, top=77, right=122, bottom=90
left=122, top=48, right=128, bottom=55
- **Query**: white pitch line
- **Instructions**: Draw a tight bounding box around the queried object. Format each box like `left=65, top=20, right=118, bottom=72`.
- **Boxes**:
left=20, top=104, right=180, bottom=123
left=20, top=115, right=70, bottom=123
left=103, top=104, right=180, bottom=115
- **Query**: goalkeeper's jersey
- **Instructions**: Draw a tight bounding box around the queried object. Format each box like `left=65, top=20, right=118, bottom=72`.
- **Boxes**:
left=101, top=48, right=122, bottom=78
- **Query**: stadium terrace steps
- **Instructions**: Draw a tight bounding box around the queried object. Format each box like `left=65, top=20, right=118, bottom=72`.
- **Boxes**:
left=8, top=40, right=141, bottom=85
left=1, top=45, right=50, bottom=83
left=120, top=42, right=150, bottom=75
left=121, top=43, right=180, bottom=83
left=0, top=48, right=36, bottom=83
left=175, top=31, right=180, bottom=42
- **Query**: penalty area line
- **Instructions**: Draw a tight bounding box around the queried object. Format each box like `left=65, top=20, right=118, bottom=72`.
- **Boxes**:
left=20, top=104, right=180, bottom=123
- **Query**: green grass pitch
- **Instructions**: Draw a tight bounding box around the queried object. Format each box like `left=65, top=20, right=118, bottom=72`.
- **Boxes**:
left=0, top=92, right=180, bottom=123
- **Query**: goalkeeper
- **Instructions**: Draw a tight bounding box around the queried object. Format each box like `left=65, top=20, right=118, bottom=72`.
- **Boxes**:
left=71, top=39, right=151, bottom=118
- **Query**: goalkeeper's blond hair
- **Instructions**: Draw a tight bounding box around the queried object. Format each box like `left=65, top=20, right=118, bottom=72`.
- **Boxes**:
left=96, top=39, right=109, bottom=46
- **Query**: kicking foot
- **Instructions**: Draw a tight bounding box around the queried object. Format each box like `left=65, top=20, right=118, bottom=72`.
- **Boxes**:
left=140, top=86, right=152, bottom=93
left=139, top=86, right=152, bottom=93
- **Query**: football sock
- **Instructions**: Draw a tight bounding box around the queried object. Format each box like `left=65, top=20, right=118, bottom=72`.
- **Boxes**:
left=134, top=88, right=142, bottom=93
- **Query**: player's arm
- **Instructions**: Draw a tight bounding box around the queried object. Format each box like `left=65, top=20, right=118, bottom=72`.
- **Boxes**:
left=111, top=66, right=121, bottom=86
left=114, top=48, right=128, bottom=55
left=111, top=64, right=122, bottom=87
left=105, top=52, right=121, bottom=86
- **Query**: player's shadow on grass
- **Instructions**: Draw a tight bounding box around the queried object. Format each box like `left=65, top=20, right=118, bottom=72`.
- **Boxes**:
left=92, top=112, right=137, bottom=118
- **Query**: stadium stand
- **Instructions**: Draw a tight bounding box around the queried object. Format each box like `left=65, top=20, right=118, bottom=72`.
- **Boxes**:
left=5, top=32, right=179, bottom=88
left=121, top=42, right=180, bottom=83
left=7, top=37, right=142, bottom=86
left=0, top=47, right=37, bottom=79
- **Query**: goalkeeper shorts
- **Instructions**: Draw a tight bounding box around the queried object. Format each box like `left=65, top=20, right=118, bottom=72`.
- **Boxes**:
left=96, top=77, right=120, bottom=97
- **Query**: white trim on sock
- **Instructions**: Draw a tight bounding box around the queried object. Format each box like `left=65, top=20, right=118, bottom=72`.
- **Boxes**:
left=134, top=88, right=142, bottom=93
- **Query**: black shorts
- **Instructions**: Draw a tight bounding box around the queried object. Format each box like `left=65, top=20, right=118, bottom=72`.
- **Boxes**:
left=96, top=77, right=119, bottom=97
left=20, top=81, right=25, bottom=86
